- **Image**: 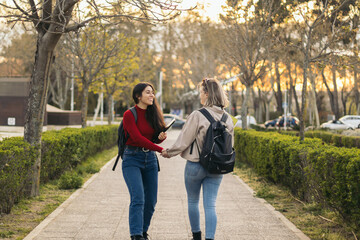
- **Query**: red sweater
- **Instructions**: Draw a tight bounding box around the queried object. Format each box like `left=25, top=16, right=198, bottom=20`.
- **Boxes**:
left=123, top=105, right=164, bottom=153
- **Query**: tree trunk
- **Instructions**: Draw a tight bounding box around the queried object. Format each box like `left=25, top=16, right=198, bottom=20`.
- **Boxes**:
left=241, top=85, right=251, bottom=129
left=274, top=60, right=283, bottom=113
left=354, top=65, right=359, bottom=115
left=332, top=66, right=341, bottom=119
left=309, top=68, right=320, bottom=128
left=300, top=59, right=309, bottom=141
left=341, top=88, right=351, bottom=116
left=265, top=100, right=270, bottom=121
left=292, top=63, right=301, bottom=117
left=24, top=33, right=59, bottom=197
left=286, top=62, right=293, bottom=114
left=251, top=88, right=260, bottom=123
left=49, top=66, right=68, bottom=110
left=93, top=93, right=102, bottom=124
left=257, top=88, right=263, bottom=123
left=107, top=95, right=114, bottom=125
left=322, top=69, right=337, bottom=119
left=232, top=82, right=238, bottom=116
left=81, top=83, right=90, bottom=128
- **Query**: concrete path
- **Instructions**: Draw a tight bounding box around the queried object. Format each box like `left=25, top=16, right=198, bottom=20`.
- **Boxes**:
left=24, top=129, right=309, bottom=240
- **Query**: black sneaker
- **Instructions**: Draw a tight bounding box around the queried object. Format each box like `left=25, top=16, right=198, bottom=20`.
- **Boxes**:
left=131, top=235, right=145, bottom=240
left=143, top=232, right=151, bottom=240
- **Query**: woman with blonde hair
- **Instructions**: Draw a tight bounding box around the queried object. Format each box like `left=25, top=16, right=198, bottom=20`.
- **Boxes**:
left=162, top=78, right=234, bottom=240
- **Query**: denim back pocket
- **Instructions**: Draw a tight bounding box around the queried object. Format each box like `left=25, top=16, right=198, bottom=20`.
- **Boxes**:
left=185, top=161, right=202, bottom=177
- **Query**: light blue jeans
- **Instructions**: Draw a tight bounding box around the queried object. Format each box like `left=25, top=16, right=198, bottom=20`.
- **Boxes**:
left=184, top=161, right=223, bottom=239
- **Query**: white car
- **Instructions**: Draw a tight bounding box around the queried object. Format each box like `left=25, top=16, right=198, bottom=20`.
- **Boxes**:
left=234, top=115, right=257, bottom=128
left=338, top=115, right=360, bottom=129
left=320, top=120, right=353, bottom=130
left=163, top=114, right=186, bottom=129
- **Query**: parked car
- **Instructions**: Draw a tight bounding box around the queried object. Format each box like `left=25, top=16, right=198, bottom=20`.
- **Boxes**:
left=276, top=116, right=299, bottom=128
left=338, top=115, right=360, bottom=129
left=163, top=114, right=186, bottom=129
left=234, top=115, right=257, bottom=128
left=264, top=118, right=279, bottom=128
left=320, top=119, right=354, bottom=130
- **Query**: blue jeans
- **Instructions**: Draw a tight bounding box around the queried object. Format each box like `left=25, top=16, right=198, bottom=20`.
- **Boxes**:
left=184, top=161, right=223, bottom=239
left=122, top=148, right=158, bottom=236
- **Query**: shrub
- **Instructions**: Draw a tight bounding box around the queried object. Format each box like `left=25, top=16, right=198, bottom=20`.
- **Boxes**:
left=280, top=130, right=360, bottom=149
left=58, top=172, right=83, bottom=189
left=0, top=138, right=37, bottom=213
left=85, top=162, right=100, bottom=174
left=40, top=125, right=117, bottom=182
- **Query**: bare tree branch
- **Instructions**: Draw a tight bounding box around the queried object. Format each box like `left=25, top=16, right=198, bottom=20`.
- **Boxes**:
left=11, top=0, right=31, bottom=18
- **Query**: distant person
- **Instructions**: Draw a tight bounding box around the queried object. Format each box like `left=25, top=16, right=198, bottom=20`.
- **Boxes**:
left=161, top=78, right=234, bottom=240
left=122, top=82, right=167, bottom=240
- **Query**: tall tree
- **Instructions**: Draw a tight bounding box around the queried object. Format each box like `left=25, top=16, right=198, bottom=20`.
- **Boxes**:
left=69, top=24, right=120, bottom=127
left=221, top=0, right=275, bottom=128
left=321, top=62, right=342, bottom=120
left=48, top=40, right=74, bottom=109
left=285, top=0, right=353, bottom=140
left=100, top=33, right=140, bottom=124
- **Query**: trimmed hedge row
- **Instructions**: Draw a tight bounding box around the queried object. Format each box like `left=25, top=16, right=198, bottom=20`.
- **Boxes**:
left=0, top=138, right=37, bottom=213
left=235, top=129, right=360, bottom=233
left=0, top=125, right=118, bottom=213
left=41, top=125, right=118, bottom=182
left=281, top=130, right=360, bottom=149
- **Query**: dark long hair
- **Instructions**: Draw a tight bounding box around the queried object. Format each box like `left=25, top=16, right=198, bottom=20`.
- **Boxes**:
left=132, top=82, right=166, bottom=133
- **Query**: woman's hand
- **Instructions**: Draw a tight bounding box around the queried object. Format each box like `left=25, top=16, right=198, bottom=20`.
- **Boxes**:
left=158, top=132, right=167, bottom=141
left=161, top=149, right=170, bottom=158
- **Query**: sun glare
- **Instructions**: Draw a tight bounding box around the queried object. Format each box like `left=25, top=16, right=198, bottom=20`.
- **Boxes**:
left=179, top=0, right=227, bottom=22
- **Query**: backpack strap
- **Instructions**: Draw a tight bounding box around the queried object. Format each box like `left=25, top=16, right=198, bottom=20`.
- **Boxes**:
left=130, top=107, right=137, bottom=122
left=220, top=112, right=228, bottom=123
left=199, top=108, right=216, bottom=124
left=112, top=107, right=137, bottom=171
left=190, top=108, right=215, bottom=156
left=200, top=108, right=228, bottom=124
left=124, top=107, right=137, bottom=138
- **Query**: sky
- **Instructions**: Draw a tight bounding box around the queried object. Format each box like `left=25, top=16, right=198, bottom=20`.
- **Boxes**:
left=178, top=0, right=227, bottom=22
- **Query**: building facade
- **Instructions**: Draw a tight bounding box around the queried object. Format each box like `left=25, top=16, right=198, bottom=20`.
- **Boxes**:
left=0, top=77, right=31, bottom=126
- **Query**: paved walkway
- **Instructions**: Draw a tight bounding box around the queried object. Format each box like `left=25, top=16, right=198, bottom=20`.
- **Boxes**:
left=24, top=130, right=309, bottom=240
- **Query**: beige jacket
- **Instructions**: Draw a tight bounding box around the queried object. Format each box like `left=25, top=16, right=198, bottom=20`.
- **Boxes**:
left=166, top=106, right=234, bottom=162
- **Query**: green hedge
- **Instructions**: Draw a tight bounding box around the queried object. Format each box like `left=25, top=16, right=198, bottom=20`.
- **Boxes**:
left=280, top=130, right=360, bottom=149
left=0, top=138, right=37, bottom=213
left=235, top=129, right=360, bottom=233
left=0, top=125, right=118, bottom=214
left=41, top=125, right=118, bottom=182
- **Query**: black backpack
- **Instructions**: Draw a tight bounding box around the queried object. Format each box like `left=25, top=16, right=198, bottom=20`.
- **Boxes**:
left=196, top=108, right=235, bottom=174
left=112, top=107, right=137, bottom=171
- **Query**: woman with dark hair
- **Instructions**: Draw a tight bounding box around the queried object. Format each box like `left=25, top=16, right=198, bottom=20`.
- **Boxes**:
left=122, top=82, right=167, bottom=240
left=162, top=78, right=234, bottom=240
